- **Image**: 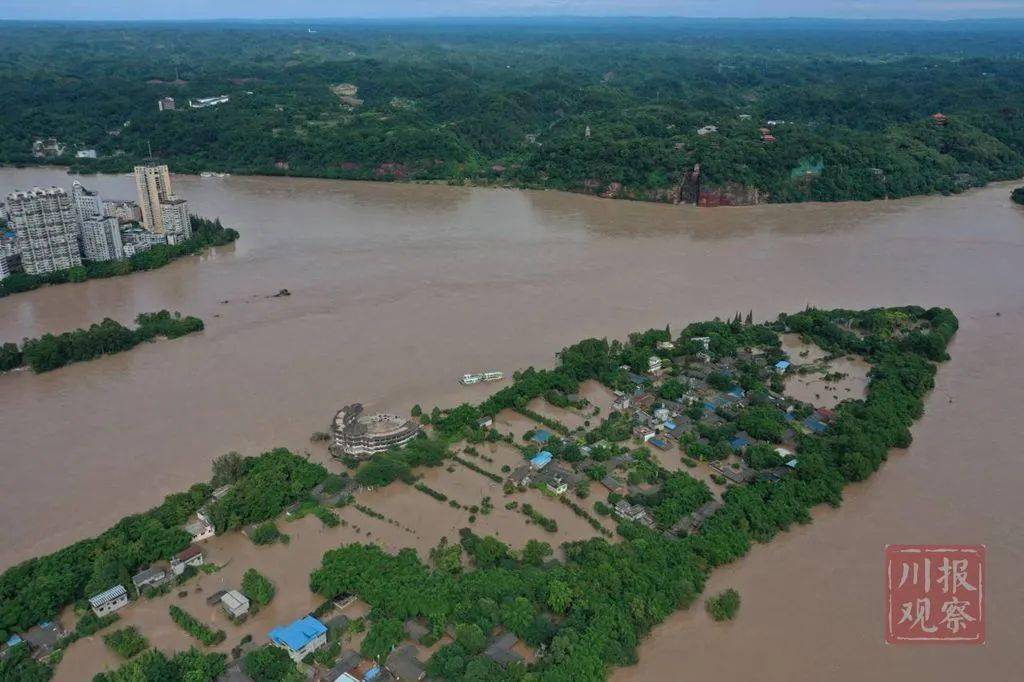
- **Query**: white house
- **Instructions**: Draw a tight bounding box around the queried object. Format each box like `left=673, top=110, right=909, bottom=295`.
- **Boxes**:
left=88, top=585, right=128, bottom=617
left=185, top=518, right=215, bottom=543
left=170, top=545, right=204, bottom=576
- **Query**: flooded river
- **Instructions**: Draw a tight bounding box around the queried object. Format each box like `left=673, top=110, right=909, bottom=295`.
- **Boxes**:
left=1, top=168, right=1022, bottom=680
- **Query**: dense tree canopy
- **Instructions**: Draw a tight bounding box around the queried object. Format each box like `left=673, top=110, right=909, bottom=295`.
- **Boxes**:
left=2, top=21, right=1022, bottom=205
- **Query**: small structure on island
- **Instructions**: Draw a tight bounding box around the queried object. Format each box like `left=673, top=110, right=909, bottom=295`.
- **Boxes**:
left=185, top=518, right=215, bottom=543
left=21, top=621, right=64, bottom=661
left=269, top=615, right=328, bottom=663
left=170, top=545, right=204, bottom=576
left=88, top=585, right=128, bottom=617
left=774, top=360, right=791, bottom=374
left=386, top=644, right=426, bottom=681
left=530, top=429, right=553, bottom=445
left=332, top=403, right=419, bottom=457
left=220, top=590, right=250, bottom=619
left=132, top=566, right=168, bottom=592
left=530, top=451, right=553, bottom=470
left=648, top=356, right=663, bottom=372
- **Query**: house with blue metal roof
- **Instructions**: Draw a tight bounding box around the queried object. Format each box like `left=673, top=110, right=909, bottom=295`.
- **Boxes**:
left=730, top=435, right=753, bottom=451
left=774, top=360, right=791, bottom=373
left=727, top=386, right=746, bottom=399
left=269, top=616, right=327, bottom=662
left=530, top=451, right=553, bottom=470
left=803, top=417, right=828, bottom=434
left=530, top=429, right=552, bottom=444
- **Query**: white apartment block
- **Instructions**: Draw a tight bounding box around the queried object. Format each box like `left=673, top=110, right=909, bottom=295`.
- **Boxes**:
left=160, top=195, right=192, bottom=243
left=6, top=187, right=82, bottom=275
left=80, top=216, right=124, bottom=262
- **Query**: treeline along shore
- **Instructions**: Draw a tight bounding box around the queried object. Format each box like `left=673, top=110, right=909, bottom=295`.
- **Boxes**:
left=0, top=305, right=957, bottom=681
left=0, top=310, right=204, bottom=374
left=0, top=216, right=238, bottom=299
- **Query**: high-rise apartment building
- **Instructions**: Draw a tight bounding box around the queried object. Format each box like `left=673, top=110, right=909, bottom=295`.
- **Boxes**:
left=133, top=161, right=173, bottom=233
left=71, top=180, right=104, bottom=222
left=80, top=216, right=124, bottom=261
left=72, top=180, right=124, bottom=262
left=159, top=195, right=192, bottom=244
left=6, top=187, right=82, bottom=274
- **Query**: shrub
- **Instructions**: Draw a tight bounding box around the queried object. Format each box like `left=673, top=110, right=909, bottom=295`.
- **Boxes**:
left=103, top=626, right=149, bottom=659
left=706, top=589, right=741, bottom=621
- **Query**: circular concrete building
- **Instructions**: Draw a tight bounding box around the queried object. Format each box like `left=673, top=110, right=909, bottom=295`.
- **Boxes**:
left=332, top=403, right=419, bottom=457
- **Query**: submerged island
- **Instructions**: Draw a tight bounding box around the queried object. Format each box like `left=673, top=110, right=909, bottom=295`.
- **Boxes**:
left=0, top=310, right=205, bottom=374
left=0, top=306, right=956, bottom=681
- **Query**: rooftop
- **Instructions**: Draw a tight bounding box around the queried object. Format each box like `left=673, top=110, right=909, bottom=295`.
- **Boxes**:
left=88, top=584, right=126, bottom=608
left=269, top=615, right=327, bottom=652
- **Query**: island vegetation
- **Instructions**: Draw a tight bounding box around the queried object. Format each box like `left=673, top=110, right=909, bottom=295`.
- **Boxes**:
left=307, top=306, right=957, bottom=679
left=0, top=310, right=204, bottom=373
left=102, top=626, right=150, bottom=659
left=0, top=448, right=326, bottom=644
left=0, top=217, right=238, bottom=299
left=706, top=589, right=742, bottom=622
left=1, top=22, right=1022, bottom=206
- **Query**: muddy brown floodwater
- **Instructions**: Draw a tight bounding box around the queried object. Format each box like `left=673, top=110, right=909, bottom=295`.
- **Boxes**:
left=1, top=168, right=1023, bottom=681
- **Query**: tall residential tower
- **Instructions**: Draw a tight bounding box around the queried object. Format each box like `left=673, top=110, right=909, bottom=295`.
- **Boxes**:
left=6, top=187, right=82, bottom=274
left=72, top=180, right=123, bottom=262
left=133, top=160, right=191, bottom=242
left=133, top=160, right=172, bottom=233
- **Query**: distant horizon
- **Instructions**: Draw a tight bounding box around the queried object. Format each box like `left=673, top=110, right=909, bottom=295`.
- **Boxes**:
left=3, top=1, right=1024, bottom=22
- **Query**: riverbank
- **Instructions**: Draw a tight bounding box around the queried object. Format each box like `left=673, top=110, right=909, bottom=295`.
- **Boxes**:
left=17, top=161, right=1024, bottom=209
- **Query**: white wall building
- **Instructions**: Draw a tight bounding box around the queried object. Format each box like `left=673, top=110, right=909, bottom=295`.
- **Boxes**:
left=6, top=187, right=82, bottom=275
left=72, top=180, right=124, bottom=262
left=80, top=216, right=124, bottom=261
left=160, top=195, right=192, bottom=244
left=88, top=585, right=128, bottom=617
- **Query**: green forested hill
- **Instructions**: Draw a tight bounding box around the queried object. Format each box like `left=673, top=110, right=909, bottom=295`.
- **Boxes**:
left=2, top=19, right=1023, bottom=204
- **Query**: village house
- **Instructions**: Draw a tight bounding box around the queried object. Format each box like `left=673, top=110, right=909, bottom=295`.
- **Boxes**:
left=600, top=475, right=626, bottom=495
left=530, top=451, right=553, bottom=470
left=20, top=621, right=64, bottom=661
left=185, top=518, right=215, bottom=543
left=687, top=500, right=724, bottom=533
left=711, top=460, right=755, bottom=484
left=88, top=585, right=128, bottom=617
left=614, top=499, right=655, bottom=526
left=647, top=355, right=663, bottom=373
left=220, top=590, right=250, bottom=619
left=508, top=464, right=533, bottom=487
left=327, top=650, right=363, bottom=681
left=268, top=615, right=328, bottom=663
left=612, top=392, right=632, bottom=411
left=170, top=545, right=204, bottom=576
left=477, top=416, right=493, bottom=429
left=131, top=566, right=168, bottom=592
left=530, top=429, right=553, bottom=445
left=386, top=644, right=426, bottom=681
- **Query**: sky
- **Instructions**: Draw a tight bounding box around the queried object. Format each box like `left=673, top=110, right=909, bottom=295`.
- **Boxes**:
left=2, top=0, right=1024, bottom=21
